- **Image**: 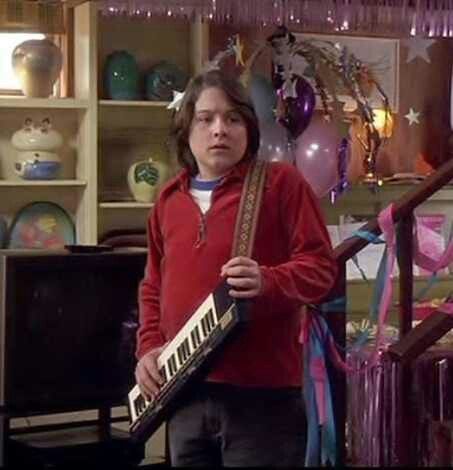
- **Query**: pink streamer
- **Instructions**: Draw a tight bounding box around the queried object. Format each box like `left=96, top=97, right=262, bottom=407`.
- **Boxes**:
left=310, top=357, right=327, bottom=424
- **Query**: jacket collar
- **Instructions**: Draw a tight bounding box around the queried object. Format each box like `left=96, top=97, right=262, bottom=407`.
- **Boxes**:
left=174, top=157, right=253, bottom=193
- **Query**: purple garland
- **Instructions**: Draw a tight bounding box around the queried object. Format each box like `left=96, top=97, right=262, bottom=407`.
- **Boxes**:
left=98, top=0, right=453, bottom=37
left=330, top=137, right=349, bottom=204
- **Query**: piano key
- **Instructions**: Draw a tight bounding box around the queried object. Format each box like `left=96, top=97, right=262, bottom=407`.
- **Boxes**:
left=195, top=326, right=202, bottom=345
left=183, top=337, right=191, bottom=357
left=190, top=330, right=197, bottom=350
left=201, top=316, right=208, bottom=337
left=207, top=309, right=216, bottom=329
left=177, top=345, right=184, bottom=365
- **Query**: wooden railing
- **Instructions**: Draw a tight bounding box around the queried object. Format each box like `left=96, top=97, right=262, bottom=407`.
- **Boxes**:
left=325, top=157, right=453, bottom=466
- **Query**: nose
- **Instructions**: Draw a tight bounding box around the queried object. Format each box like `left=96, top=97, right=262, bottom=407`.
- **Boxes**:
left=212, top=116, right=227, bottom=137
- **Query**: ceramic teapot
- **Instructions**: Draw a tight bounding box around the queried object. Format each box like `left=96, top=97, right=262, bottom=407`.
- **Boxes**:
left=127, top=157, right=170, bottom=203
left=11, top=118, right=63, bottom=180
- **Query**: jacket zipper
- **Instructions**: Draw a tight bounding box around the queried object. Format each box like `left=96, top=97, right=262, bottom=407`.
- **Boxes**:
left=187, top=176, right=229, bottom=248
left=195, top=212, right=207, bottom=248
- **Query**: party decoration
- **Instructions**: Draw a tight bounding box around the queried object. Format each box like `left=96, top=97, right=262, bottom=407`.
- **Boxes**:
left=248, top=74, right=278, bottom=124
left=276, top=75, right=316, bottom=140
left=294, top=114, right=342, bottom=197
left=405, top=107, right=421, bottom=126
left=167, top=90, right=185, bottom=111
left=97, top=1, right=453, bottom=38
left=403, top=38, right=436, bottom=64
left=166, top=35, right=237, bottom=111
left=257, top=120, right=292, bottom=163
left=233, top=34, right=245, bottom=67
left=265, top=25, right=390, bottom=188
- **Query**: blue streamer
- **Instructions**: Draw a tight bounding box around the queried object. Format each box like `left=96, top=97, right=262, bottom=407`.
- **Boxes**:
left=304, top=316, right=337, bottom=467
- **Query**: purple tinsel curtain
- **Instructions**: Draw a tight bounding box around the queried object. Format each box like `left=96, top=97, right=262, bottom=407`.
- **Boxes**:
left=97, top=0, right=453, bottom=37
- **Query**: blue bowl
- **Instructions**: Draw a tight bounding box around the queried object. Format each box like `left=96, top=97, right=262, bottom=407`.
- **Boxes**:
left=15, top=161, right=61, bottom=180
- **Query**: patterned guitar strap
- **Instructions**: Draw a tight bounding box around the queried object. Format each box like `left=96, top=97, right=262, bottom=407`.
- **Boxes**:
left=231, top=160, right=267, bottom=258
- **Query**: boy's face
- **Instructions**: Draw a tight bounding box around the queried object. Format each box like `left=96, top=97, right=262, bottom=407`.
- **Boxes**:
left=189, top=86, right=248, bottom=180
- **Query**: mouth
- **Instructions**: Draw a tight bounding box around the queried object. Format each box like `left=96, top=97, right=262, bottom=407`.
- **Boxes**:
left=210, top=144, right=230, bottom=150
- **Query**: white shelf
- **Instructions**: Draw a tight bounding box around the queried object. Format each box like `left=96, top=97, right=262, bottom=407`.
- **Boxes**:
left=0, top=97, right=89, bottom=109
left=99, top=202, right=154, bottom=209
left=0, top=180, right=87, bottom=187
left=99, top=100, right=171, bottom=108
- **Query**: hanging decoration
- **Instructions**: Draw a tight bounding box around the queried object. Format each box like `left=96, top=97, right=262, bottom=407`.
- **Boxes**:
left=168, top=26, right=390, bottom=197
left=404, top=38, right=436, bottom=64
left=96, top=0, right=453, bottom=38
left=265, top=25, right=390, bottom=192
left=405, top=107, right=422, bottom=126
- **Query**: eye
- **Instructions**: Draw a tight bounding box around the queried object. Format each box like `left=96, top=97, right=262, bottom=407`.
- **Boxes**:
left=195, top=115, right=212, bottom=124
left=228, top=113, right=244, bottom=124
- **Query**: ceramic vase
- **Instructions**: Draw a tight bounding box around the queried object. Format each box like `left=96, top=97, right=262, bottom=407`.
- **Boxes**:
left=104, top=50, right=140, bottom=100
left=12, top=39, right=63, bottom=98
left=127, top=158, right=169, bottom=203
left=11, top=118, right=63, bottom=180
left=145, top=60, right=188, bottom=101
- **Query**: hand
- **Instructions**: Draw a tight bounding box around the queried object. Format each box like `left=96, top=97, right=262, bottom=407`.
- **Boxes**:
left=135, top=345, right=166, bottom=400
left=221, top=256, right=262, bottom=298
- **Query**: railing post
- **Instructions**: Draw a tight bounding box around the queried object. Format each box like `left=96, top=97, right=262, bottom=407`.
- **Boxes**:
left=397, top=214, right=414, bottom=337
left=325, top=262, right=347, bottom=466
left=394, top=213, right=415, bottom=466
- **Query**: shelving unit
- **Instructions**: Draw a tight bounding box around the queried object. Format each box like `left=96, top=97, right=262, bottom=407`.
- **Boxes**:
left=0, top=2, right=208, bottom=247
left=0, top=97, right=89, bottom=109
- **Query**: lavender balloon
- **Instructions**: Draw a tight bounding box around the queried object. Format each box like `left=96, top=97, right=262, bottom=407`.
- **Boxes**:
left=277, top=76, right=316, bottom=140
left=258, top=120, right=293, bottom=163
left=295, top=114, right=342, bottom=197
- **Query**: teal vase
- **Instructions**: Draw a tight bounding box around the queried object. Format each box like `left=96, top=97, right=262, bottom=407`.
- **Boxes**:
left=104, top=50, right=140, bottom=100
left=145, top=61, right=188, bottom=101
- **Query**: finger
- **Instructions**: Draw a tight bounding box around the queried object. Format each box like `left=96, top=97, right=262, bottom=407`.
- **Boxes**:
left=222, top=256, right=257, bottom=270
left=135, top=368, right=160, bottom=398
left=223, top=266, right=257, bottom=277
left=229, top=287, right=260, bottom=298
left=221, top=258, right=258, bottom=276
left=226, top=276, right=258, bottom=289
left=143, top=356, right=164, bottom=385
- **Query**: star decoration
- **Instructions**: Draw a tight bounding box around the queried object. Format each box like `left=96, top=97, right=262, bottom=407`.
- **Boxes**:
left=167, top=90, right=185, bottom=111
left=405, top=107, right=421, bottom=126
left=233, top=35, right=245, bottom=67
left=282, top=77, right=297, bottom=98
left=403, top=38, right=436, bottom=64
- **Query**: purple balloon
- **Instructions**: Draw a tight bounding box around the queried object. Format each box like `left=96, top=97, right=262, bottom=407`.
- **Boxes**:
left=277, top=76, right=316, bottom=140
left=295, top=114, right=342, bottom=197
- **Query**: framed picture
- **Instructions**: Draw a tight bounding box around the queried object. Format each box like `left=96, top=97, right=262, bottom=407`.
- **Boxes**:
left=293, top=33, right=400, bottom=112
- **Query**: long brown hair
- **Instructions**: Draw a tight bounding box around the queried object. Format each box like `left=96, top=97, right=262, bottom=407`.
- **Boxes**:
left=169, top=70, right=260, bottom=175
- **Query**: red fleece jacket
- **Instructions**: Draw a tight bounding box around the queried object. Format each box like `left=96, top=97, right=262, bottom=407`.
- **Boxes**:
left=136, top=160, right=337, bottom=388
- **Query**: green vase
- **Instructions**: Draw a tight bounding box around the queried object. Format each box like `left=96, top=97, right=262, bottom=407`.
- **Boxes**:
left=104, top=50, right=140, bottom=100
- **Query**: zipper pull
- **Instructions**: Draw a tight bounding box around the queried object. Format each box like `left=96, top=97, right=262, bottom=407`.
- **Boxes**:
left=195, top=213, right=206, bottom=247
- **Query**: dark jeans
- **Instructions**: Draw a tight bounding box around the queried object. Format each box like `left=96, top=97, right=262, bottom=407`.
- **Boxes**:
left=167, top=382, right=306, bottom=467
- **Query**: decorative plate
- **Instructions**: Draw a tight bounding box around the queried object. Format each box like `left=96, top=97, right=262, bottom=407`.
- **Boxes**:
left=7, top=201, right=75, bottom=249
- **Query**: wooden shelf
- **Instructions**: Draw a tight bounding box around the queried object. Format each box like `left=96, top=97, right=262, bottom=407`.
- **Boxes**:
left=99, top=100, right=171, bottom=108
left=0, top=180, right=87, bottom=187
left=0, top=97, right=89, bottom=109
left=99, top=202, right=154, bottom=209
